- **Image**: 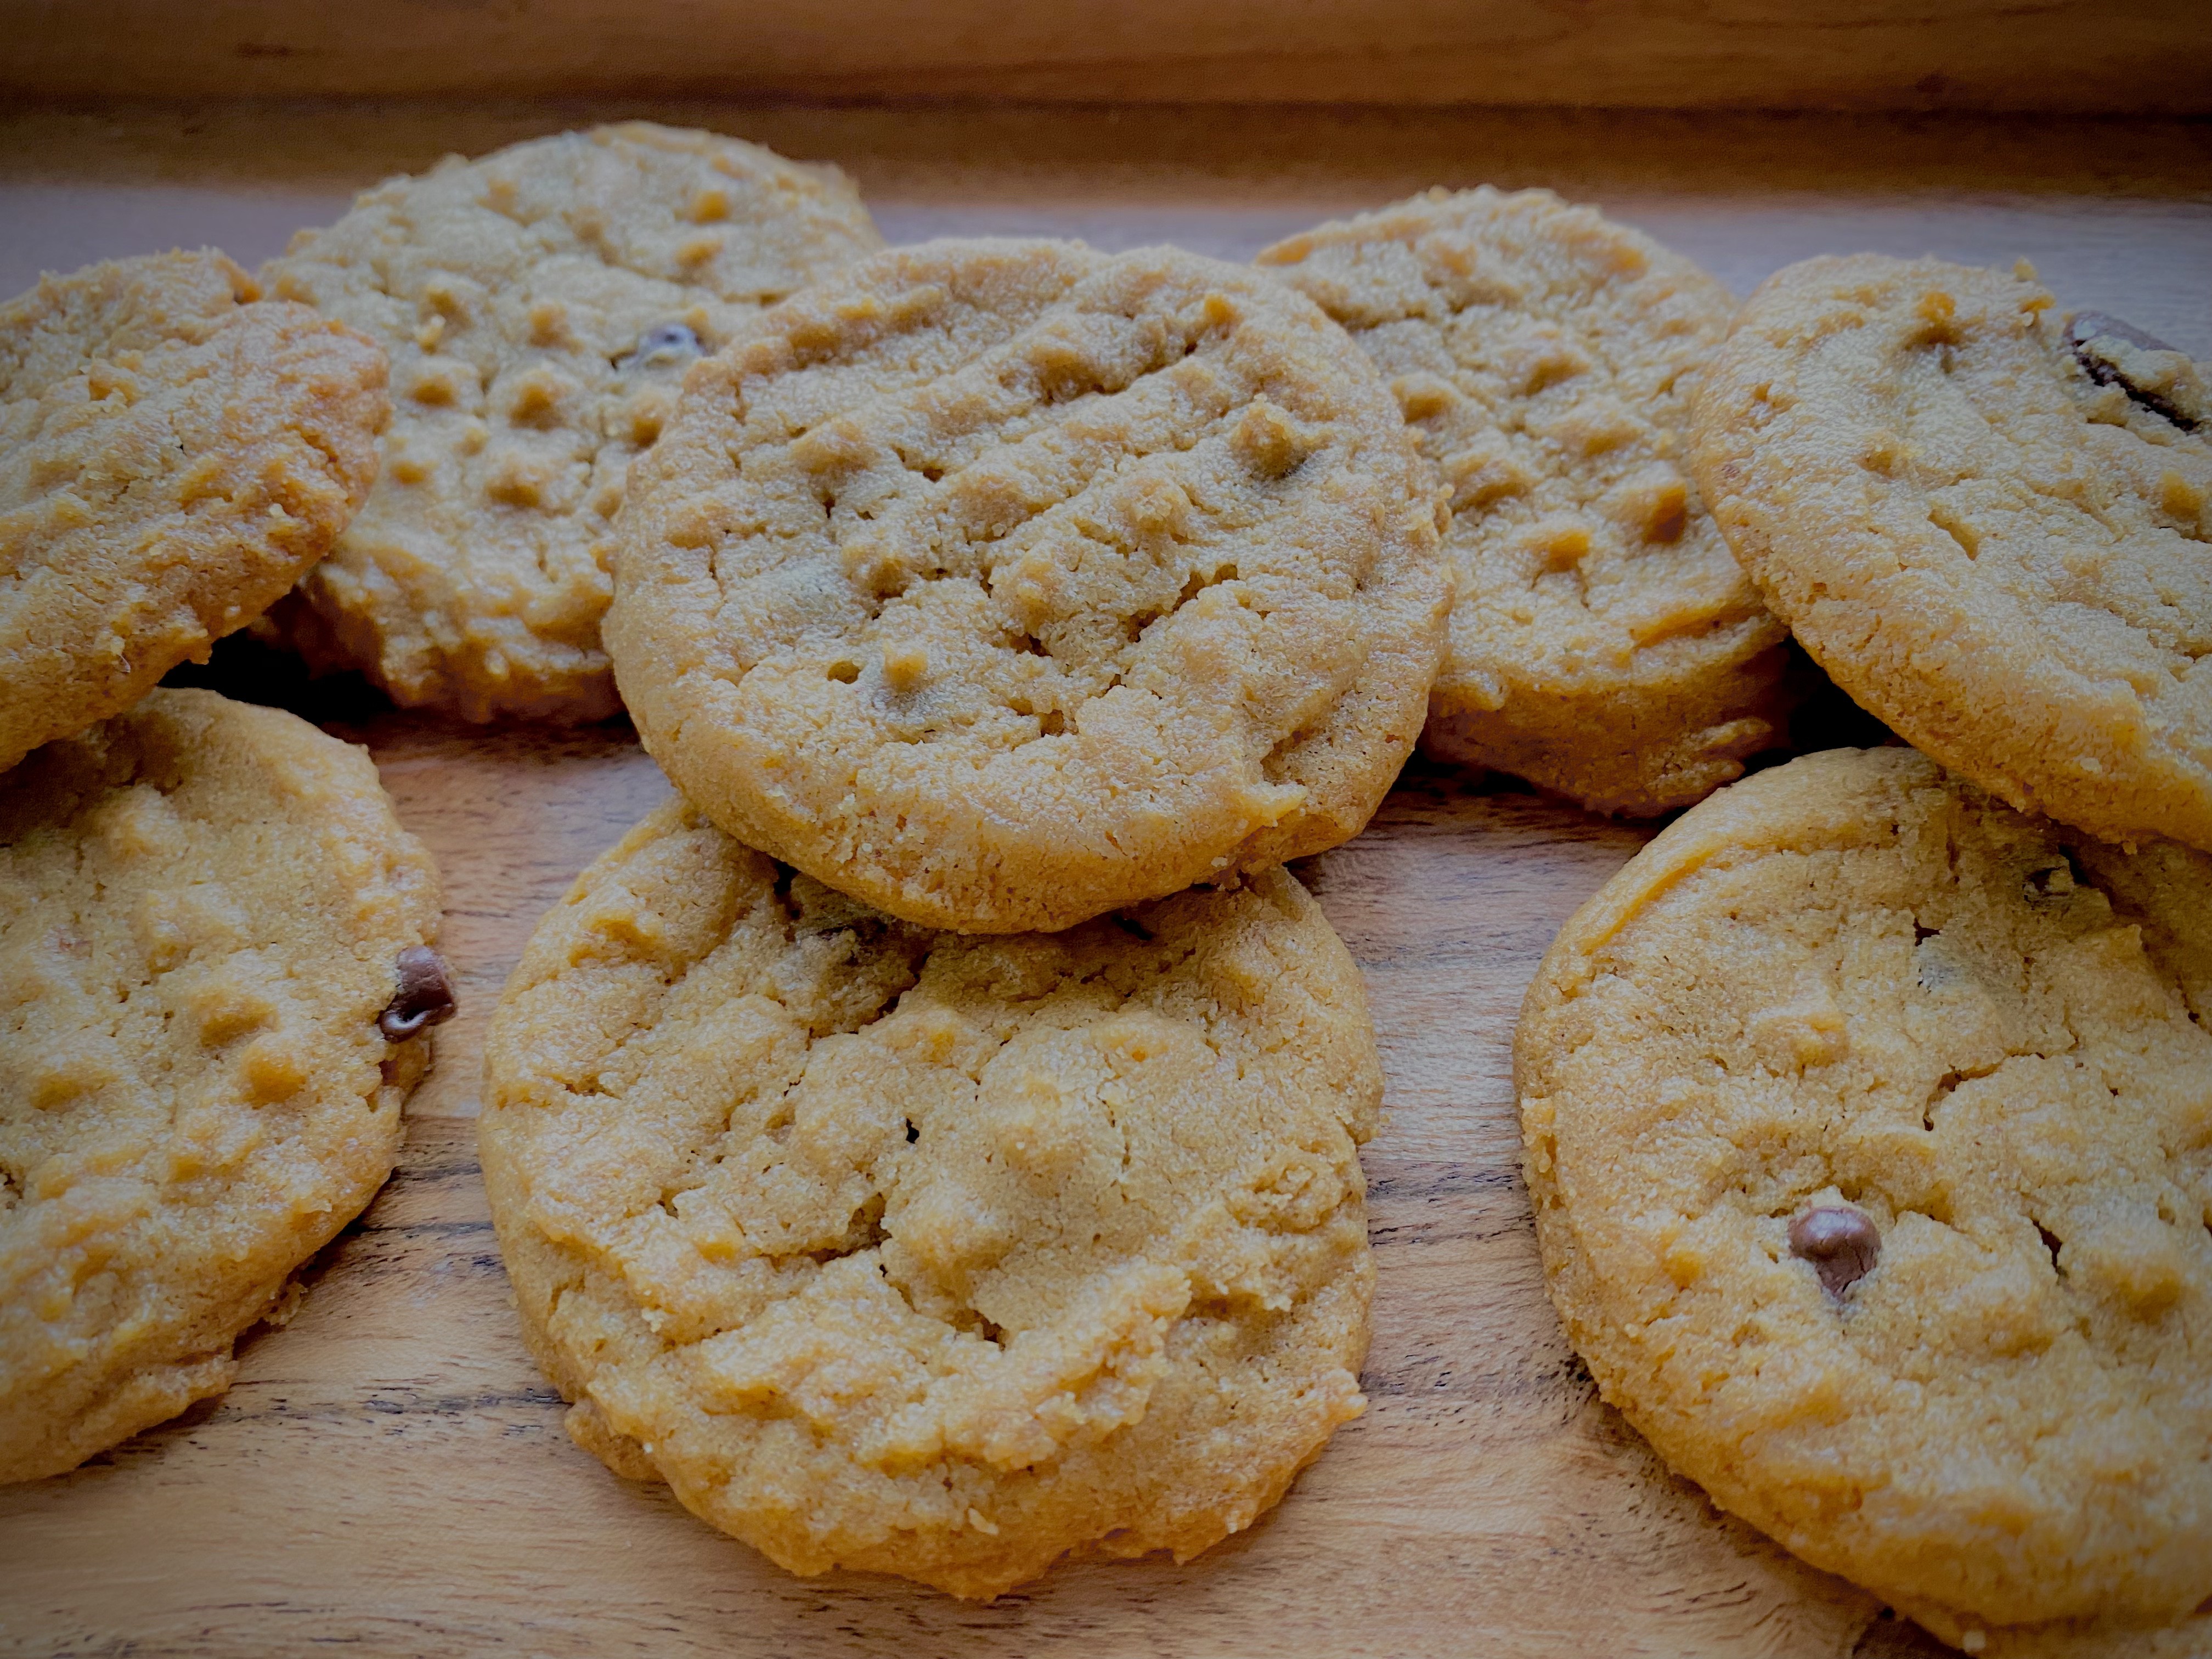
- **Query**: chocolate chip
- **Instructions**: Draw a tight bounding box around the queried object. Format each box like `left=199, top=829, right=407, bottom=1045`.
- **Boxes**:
left=1789, top=1205, right=1881, bottom=1299
left=2068, top=312, right=2199, bottom=432
left=617, top=323, right=703, bottom=371
left=379, top=946, right=457, bottom=1041
left=2070, top=312, right=2177, bottom=357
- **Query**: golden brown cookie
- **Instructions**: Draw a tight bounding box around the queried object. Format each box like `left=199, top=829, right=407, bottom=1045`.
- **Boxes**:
left=1, top=690, right=449, bottom=1482
left=1690, top=255, right=2212, bottom=852
left=481, top=799, right=1379, bottom=1598
left=1258, top=188, right=1793, bottom=816
left=607, top=237, right=1448, bottom=932
left=1518, top=746, right=2212, bottom=1654
left=259, top=123, right=882, bottom=721
left=0, top=251, right=387, bottom=773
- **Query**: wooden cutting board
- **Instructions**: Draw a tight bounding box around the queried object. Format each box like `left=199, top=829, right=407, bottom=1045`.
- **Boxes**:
left=0, top=100, right=2205, bottom=1659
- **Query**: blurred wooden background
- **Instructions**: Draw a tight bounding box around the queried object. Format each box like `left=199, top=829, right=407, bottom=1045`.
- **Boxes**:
left=1, top=0, right=2208, bottom=111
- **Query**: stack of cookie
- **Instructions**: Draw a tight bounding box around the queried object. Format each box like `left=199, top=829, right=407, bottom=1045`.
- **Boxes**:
left=0, top=124, right=1430, bottom=1595
left=1511, top=257, right=2212, bottom=1655
left=0, top=247, right=453, bottom=1481
left=1256, top=188, right=2208, bottom=1654
left=481, top=237, right=1447, bottom=1593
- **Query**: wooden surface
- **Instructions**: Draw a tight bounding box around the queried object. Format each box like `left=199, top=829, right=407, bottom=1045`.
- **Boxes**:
left=1, top=99, right=2208, bottom=1658
left=2, top=0, right=2209, bottom=113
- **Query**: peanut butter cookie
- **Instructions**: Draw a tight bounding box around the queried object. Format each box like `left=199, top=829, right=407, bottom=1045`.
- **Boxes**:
left=481, top=799, right=1378, bottom=1598
left=0, top=251, right=386, bottom=773
left=1, top=690, right=448, bottom=1482
left=1519, top=746, right=2212, bottom=1654
left=608, top=238, right=1447, bottom=932
left=1691, top=255, right=2212, bottom=852
left=260, top=123, right=882, bottom=721
left=1259, top=189, right=1793, bottom=816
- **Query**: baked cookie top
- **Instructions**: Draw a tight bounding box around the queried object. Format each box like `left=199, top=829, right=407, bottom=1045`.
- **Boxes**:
left=1, top=690, right=446, bottom=1483
left=1690, top=255, right=2212, bottom=852
left=1257, top=188, right=1791, bottom=816
left=607, top=238, right=1447, bottom=933
left=480, top=799, right=1379, bottom=1599
left=261, top=122, right=882, bottom=722
left=0, top=251, right=387, bottom=773
left=1517, top=746, right=2212, bottom=1650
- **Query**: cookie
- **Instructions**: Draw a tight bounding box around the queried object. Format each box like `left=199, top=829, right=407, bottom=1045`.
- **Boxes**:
left=1517, top=746, right=2212, bottom=1654
left=1257, top=188, right=1793, bottom=816
left=0, top=250, right=387, bottom=774
left=1, top=689, right=449, bottom=1483
left=479, top=799, right=1378, bottom=1598
left=1690, top=255, right=2212, bottom=853
left=259, top=122, right=883, bottom=722
left=607, top=238, right=1448, bottom=933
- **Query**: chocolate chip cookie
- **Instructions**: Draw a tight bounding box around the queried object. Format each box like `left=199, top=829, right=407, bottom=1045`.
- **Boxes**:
left=481, top=799, right=1378, bottom=1597
left=1518, top=746, right=2212, bottom=1654
left=1, top=690, right=448, bottom=1482
left=1691, top=255, right=2212, bottom=853
left=260, top=122, right=882, bottom=721
left=1258, top=189, right=1793, bottom=816
left=0, top=250, right=386, bottom=773
left=607, top=238, right=1447, bottom=933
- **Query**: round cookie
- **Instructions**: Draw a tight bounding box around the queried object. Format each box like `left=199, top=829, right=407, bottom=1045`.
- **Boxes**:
left=259, top=122, right=883, bottom=722
left=1257, top=188, right=1793, bottom=816
left=479, top=799, right=1379, bottom=1599
left=1690, top=255, right=2212, bottom=853
left=1517, top=746, right=2212, bottom=1654
left=1, top=689, right=449, bottom=1483
left=608, top=237, right=1448, bottom=933
left=0, top=250, right=387, bottom=774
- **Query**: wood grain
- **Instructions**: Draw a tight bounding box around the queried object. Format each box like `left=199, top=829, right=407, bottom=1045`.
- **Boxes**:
left=2, top=98, right=2197, bottom=1656
left=0, top=0, right=2207, bottom=114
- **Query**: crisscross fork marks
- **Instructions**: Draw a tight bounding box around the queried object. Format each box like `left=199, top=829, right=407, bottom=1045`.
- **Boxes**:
left=608, top=238, right=1446, bottom=932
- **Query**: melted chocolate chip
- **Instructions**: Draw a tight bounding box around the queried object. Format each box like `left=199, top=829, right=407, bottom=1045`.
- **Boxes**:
left=2068, top=312, right=2199, bottom=432
left=617, top=322, right=703, bottom=371
left=379, top=946, right=458, bottom=1041
left=1788, top=1205, right=1881, bottom=1299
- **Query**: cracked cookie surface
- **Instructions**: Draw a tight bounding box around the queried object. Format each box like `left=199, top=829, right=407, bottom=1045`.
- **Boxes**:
left=1258, top=189, right=1792, bottom=816
left=606, top=238, right=1447, bottom=933
left=1, top=690, right=444, bottom=1482
left=260, top=122, right=881, bottom=721
left=1690, top=255, right=2212, bottom=852
left=479, top=798, right=1378, bottom=1598
left=0, top=250, right=387, bottom=772
left=1517, top=746, right=2212, bottom=1655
